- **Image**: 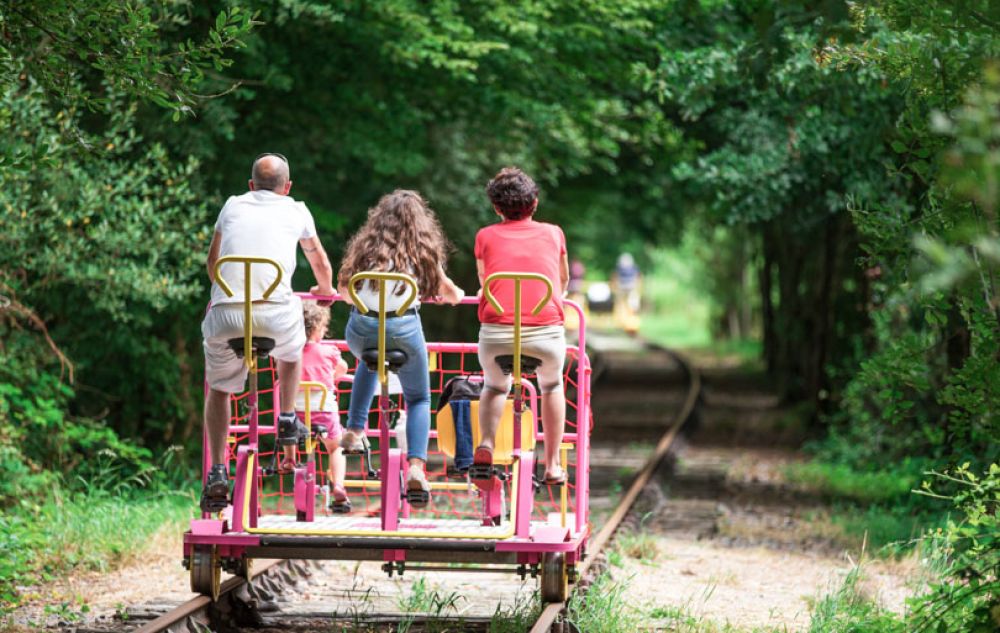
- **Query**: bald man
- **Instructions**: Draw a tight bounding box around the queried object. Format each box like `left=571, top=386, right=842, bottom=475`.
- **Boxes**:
left=199, top=153, right=334, bottom=513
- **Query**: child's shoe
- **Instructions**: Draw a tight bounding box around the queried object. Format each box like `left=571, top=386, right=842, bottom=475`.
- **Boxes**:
left=277, top=412, right=307, bottom=446
left=329, top=483, right=351, bottom=513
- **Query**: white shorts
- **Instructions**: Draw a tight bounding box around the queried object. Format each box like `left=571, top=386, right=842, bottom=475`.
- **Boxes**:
left=202, top=297, right=306, bottom=393
left=478, top=325, right=566, bottom=394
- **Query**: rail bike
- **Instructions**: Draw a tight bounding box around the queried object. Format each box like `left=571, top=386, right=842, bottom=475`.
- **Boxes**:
left=183, top=257, right=593, bottom=604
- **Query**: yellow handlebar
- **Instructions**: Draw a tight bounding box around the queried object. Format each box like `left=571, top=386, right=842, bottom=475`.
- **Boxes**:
left=214, top=256, right=284, bottom=300
left=482, top=272, right=555, bottom=387
left=213, top=256, right=284, bottom=368
left=348, top=271, right=419, bottom=386
left=348, top=272, right=419, bottom=317
left=483, top=272, right=553, bottom=316
left=299, top=381, right=329, bottom=455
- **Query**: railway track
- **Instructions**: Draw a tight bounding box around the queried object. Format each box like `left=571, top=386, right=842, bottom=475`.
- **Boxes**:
left=124, top=334, right=699, bottom=633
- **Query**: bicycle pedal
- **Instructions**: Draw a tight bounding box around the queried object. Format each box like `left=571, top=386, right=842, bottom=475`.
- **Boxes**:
left=330, top=501, right=352, bottom=514
left=468, top=463, right=494, bottom=481
left=405, top=489, right=430, bottom=508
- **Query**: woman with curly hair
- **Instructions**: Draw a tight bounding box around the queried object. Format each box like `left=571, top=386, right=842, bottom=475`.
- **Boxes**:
left=337, top=190, right=464, bottom=507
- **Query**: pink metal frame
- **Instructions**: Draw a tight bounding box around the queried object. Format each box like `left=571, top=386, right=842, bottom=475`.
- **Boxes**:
left=192, top=292, right=592, bottom=556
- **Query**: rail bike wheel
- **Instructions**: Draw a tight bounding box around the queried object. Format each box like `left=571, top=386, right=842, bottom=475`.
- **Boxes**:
left=190, top=544, right=221, bottom=601
left=540, top=552, right=569, bottom=603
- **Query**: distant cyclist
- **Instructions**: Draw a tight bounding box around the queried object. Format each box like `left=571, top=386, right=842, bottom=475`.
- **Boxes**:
left=199, top=153, right=335, bottom=513
left=613, top=252, right=642, bottom=315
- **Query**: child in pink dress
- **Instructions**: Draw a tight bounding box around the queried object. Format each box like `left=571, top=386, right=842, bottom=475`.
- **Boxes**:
left=297, top=300, right=351, bottom=511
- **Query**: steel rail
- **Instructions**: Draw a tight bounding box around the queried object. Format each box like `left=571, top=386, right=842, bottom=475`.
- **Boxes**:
left=134, top=559, right=286, bottom=633
left=529, top=345, right=702, bottom=633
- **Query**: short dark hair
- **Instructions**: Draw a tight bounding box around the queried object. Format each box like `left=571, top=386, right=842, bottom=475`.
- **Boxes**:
left=486, top=167, right=538, bottom=220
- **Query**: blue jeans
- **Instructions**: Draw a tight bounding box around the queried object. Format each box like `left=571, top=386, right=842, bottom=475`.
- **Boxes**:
left=345, top=311, right=430, bottom=461
left=449, top=400, right=474, bottom=470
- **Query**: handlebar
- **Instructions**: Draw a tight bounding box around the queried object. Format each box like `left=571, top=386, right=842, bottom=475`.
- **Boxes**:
left=483, top=272, right=554, bottom=316
left=347, top=272, right=419, bottom=316
left=213, top=256, right=283, bottom=367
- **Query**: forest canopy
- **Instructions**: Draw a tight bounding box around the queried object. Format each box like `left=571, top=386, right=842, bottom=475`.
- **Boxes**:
left=0, top=0, right=996, bottom=526
left=1, top=0, right=998, bottom=626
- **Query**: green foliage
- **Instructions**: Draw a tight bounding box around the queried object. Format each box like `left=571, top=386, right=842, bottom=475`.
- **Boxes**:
left=784, top=461, right=922, bottom=505
left=488, top=589, right=540, bottom=633
left=0, top=465, right=193, bottom=611
left=0, top=347, right=165, bottom=508
left=566, top=572, right=642, bottom=633
left=911, top=464, right=1000, bottom=632
left=807, top=565, right=905, bottom=633
left=824, top=19, right=1000, bottom=470
left=395, top=576, right=463, bottom=632
left=644, top=1, right=897, bottom=404
left=0, top=2, right=257, bottom=115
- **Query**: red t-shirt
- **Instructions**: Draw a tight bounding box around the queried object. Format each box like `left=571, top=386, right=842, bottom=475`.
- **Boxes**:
left=475, top=219, right=566, bottom=326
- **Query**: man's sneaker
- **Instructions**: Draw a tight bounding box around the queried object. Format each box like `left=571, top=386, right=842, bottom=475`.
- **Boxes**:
left=277, top=412, right=307, bottom=446
left=200, top=464, right=230, bottom=513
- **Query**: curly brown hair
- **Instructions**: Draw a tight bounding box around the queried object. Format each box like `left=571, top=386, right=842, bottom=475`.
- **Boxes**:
left=302, top=300, right=330, bottom=339
left=486, top=167, right=539, bottom=220
left=337, top=190, right=451, bottom=299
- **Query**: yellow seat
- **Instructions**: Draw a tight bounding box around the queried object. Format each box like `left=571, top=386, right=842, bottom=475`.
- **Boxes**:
left=436, top=401, right=536, bottom=465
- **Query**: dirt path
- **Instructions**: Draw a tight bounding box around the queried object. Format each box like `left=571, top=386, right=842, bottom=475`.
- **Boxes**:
left=594, top=349, right=924, bottom=632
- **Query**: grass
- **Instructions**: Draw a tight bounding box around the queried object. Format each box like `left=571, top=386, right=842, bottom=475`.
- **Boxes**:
left=395, top=577, right=464, bottom=633
left=613, top=514, right=662, bottom=564
left=782, top=461, right=920, bottom=505
left=647, top=602, right=788, bottom=633
left=644, top=561, right=910, bottom=633
left=0, top=478, right=194, bottom=613
left=566, top=572, right=643, bottom=633
left=637, top=243, right=764, bottom=365
left=806, top=564, right=905, bottom=633
left=488, top=587, right=541, bottom=633
left=783, top=459, right=944, bottom=556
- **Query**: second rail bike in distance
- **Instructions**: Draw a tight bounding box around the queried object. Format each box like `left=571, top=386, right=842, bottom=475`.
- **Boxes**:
left=184, top=265, right=594, bottom=604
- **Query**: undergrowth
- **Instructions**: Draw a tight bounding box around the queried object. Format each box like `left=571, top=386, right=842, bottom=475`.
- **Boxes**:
left=566, top=572, right=642, bottom=633
left=0, top=451, right=195, bottom=613
left=806, top=565, right=905, bottom=633
left=784, top=459, right=946, bottom=556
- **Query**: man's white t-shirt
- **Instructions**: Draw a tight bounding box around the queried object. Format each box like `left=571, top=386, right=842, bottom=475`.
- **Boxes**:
left=211, top=190, right=317, bottom=306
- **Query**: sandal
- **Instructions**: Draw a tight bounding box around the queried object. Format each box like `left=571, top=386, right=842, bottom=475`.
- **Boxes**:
left=405, top=464, right=431, bottom=509
left=543, top=467, right=568, bottom=486
left=340, top=428, right=365, bottom=454
left=277, top=456, right=297, bottom=475
left=329, top=483, right=351, bottom=513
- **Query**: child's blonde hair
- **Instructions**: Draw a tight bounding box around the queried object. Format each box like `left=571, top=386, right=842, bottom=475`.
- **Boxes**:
left=302, top=300, right=331, bottom=339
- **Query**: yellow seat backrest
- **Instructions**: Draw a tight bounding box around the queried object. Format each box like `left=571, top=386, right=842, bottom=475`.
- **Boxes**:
left=436, top=400, right=536, bottom=465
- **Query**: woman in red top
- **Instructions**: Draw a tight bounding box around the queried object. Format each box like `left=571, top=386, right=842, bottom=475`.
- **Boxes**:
left=474, top=167, right=569, bottom=485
